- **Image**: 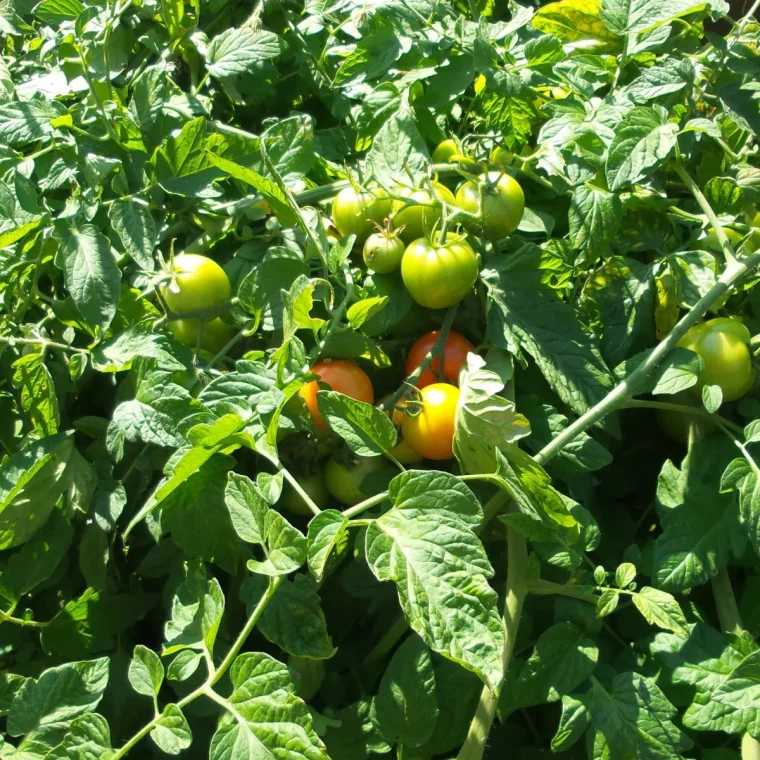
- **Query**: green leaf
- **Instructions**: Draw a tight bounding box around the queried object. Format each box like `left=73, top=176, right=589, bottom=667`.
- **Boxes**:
left=324, top=699, right=392, bottom=760
left=208, top=652, right=329, bottom=760
left=703, top=383, right=723, bottom=413
left=317, top=391, right=397, bottom=457
left=91, top=328, right=187, bottom=373
left=151, top=704, right=192, bottom=754
left=346, top=296, right=389, bottom=329
left=568, top=183, right=621, bottom=259
left=0, top=432, right=73, bottom=551
left=367, top=99, right=430, bottom=187
left=651, top=347, right=703, bottom=395
left=552, top=695, right=590, bottom=752
left=631, top=586, right=689, bottom=634
left=605, top=106, right=679, bottom=190
left=0, top=101, right=59, bottom=147
left=532, top=0, right=620, bottom=46
left=53, top=223, right=121, bottom=331
left=596, top=589, right=619, bottom=617
left=585, top=672, right=693, bottom=758
left=307, top=509, right=349, bottom=582
left=653, top=439, right=745, bottom=591
left=128, top=645, right=164, bottom=698
left=242, top=574, right=334, bottom=659
left=500, top=622, right=598, bottom=713
left=12, top=352, right=59, bottom=436
left=684, top=649, right=760, bottom=736
left=375, top=635, right=438, bottom=748
left=334, top=22, right=403, bottom=86
left=365, top=470, right=504, bottom=689
left=601, top=0, right=726, bottom=34
left=483, top=261, right=613, bottom=416
left=205, top=27, right=281, bottom=79
left=7, top=657, right=110, bottom=737
left=225, top=471, right=306, bottom=576
left=621, top=57, right=696, bottom=102
left=58, top=713, right=113, bottom=759
left=163, top=561, right=225, bottom=658
left=615, top=562, right=636, bottom=588
left=34, top=0, right=84, bottom=23
left=108, top=200, right=157, bottom=271
left=167, top=650, right=202, bottom=682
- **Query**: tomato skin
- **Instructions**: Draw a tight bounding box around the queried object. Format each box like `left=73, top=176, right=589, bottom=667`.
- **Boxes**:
left=489, top=146, right=513, bottom=166
left=455, top=172, right=525, bottom=239
left=392, top=183, right=457, bottom=243
left=656, top=393, right=715, bottom=444
left=331, top=187, right=392, bottom=244
left=324, top=456, right=385, bottom=505
left=677, top=317, right=754, bottom=401
left=279, top=473, right=330, bottom=516
left=432, top=139, right=462, bottom=163
left=363, top=232, right=405, bottom=273
left=401, top=237, right=479, bottom=309
left=388, top=438, right=424, bottom=464
left=406, top=330, right=475, bottom=388
left=300, top=360, right=375, bottom=429
left=161, top=254, right=232, bottom=314
left=169, top=317, right=235, bottom=353
left=401, top=383, right=460, bottom=460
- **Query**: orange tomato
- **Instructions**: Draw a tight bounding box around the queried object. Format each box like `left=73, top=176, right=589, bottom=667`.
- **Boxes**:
left=401, top=383, right=460, bottom=460
left=406, top=330, right=475, bottom=388
left=301, top=360, right=374, bottom=429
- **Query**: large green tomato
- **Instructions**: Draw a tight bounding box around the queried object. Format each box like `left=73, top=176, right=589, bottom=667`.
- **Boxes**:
left=169, top=316, right=235, bottom=353
left=279, top=473, right=330, bottom=516
left=392, top=182, right=457, bottom=243
left=331, top=186, right=392, bottom=243
left=363, top=231, right=405, bottom=273
left=401, top=236, right=479, bottom=309
left=677, top=317, right=754, bottom=401
left=324, top=456, right=385, bottom=506
left=455, top=172, right=525, bottom=239
left=161, top=254, right=232, bottom=314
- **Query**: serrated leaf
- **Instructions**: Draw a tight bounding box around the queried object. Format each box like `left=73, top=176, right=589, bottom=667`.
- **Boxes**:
left=108, top=199, right=156, bottom=270
left=225, top=472, right=306, bottom=575
left=12, top=352, right=59, bottom=436
left=568, top=183, right=621, bottom=258
left=532, top=0, right=619, bottom=46
left=91, top=328, right=187, bottom=373
left=365, top=470, right=504, bottom=689
left=632, top=586, right=689, bottom=634
left=317, top=391, right=397, bottom=457
left=205, top=27, right=281, bottom=78
left=307, top=510, right=349, bottom=582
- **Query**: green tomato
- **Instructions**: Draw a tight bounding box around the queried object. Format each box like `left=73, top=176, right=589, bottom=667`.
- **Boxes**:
left=161, top=254, right=232, bottom=314
left=677, top=317, right=754, bottom=401
left=331, top=186, right=392, bottom=244
left=279, top=473, right=330, bottom=516
left=363, top=232, right=405, bottom=273
left=432, top=139, right=465, bottom=163
left=401, top=236, right=479, bottom=309
left=324, top=456, right=385, bottom=506
left=392, top=182, right=457, bottom=243
left=455, top=172, right=525, bottom=240
left=169, top=317, right=235, bottom=353
left=489, top=146, right=513, bottom=166
left=656, top=393, right=715, bottom=444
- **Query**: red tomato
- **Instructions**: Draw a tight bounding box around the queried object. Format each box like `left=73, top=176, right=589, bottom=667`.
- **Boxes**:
left=300, top=360, right=374, bottom=429
left=406, top=330, right=475, bottom=388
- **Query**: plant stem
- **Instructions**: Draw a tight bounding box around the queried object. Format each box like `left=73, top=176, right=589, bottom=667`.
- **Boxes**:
left=536, top=251, right=760, bottom=465
left=362, top=616, right=409, bottom=666
left=526, top=579, right=598, bottom=604
left=0, top=607, right=48, bottom=628
left=624, top=399, right=745, bottom=435
left=206, top=328, right=248, bottom=369
left=111, top=576, right=282, bottom=759
left=456, top=526, right=527, bottom=760
left=279, top=465, right=321, bottom=516
left=0, top=337, right=90, bottom=355
left=378, top=305, right=458, bottom=413
left=342, top=491, right=389, bottom=519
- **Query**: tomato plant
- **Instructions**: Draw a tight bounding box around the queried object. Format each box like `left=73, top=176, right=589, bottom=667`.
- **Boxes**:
left=401, top=235, right=479, bottom=309
left=5, top=2, right=760, bottom=760
left=455, top=172, right=526, bottom=239
left=401, top=383, right=460, bottom=460
left=406, top=329, right=476, bottom=387
left=300, top=360, right=374, bottom=429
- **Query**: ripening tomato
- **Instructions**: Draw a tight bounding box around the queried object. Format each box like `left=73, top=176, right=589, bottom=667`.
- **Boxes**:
left=677, top=317, right=754, bottom=401
left=401, top=236, right=479, bottom=309
left=300, top=360, right=374, bottom=429
left=401, top=383, right=460, bottom=460
left=279, top=473, right=330, bottom=516
left=161, top=254, right=232, bottom=314
left=324, top=455, right=386, bottom=505
left=378, top=396, right=425, bottom=464
left=169, top=316, right=235, bottom=353
left=363, top=231, right=405, bottom=273
left=406, top=330, right=475, bottom=388
left=455, top=172, right=525, bottom=239
left=489, top=146, right=513, bottom=166
left=331, top=186, right=392, bottom=243
left=392, top=182, right=457, bottom=243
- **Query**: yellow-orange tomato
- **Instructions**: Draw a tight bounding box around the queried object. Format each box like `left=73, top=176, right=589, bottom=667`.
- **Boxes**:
left=406, top=330, right=475, bottom=388
left=401, top=383, right=460, bottom=460
left=300, top=360, right=374, bottom=429
left=388, top=438, right=424, bottom=465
